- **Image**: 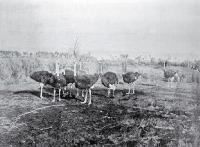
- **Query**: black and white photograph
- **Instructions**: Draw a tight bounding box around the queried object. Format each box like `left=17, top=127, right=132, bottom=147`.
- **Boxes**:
left=0, top=0, right=200, bottom=146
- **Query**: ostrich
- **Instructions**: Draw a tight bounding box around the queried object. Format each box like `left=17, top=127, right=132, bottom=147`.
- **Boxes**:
left=101, top=72, right=118, bottom=97
left=30, top=62, right=66, bottom=102
left=60, top=69, right=75, bottom=97
left=73, top=62, right=99, bottom=105
left=51, top=61, right=67, bottom=102
left=122, top=72, right=142, bottom=94
left=191, top=65, right=200, bottom=72
left=179, top=74, right=186, bottom=82
left=163, top=69, right=179, bottom=87
left=30, top=71, right=55, bottom=99
left=76, top=69, right=88, bottom=98
left=61, top=66, right=88, bottom=98
left=163, top=69, right=177, bottom=82
left=51, top=76, right=66, bottom=102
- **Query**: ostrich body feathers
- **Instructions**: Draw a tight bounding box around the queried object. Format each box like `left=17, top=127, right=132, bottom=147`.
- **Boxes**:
left=101, top=72, right=118, bottom=88
left=122, top=72, right=140, bottom=84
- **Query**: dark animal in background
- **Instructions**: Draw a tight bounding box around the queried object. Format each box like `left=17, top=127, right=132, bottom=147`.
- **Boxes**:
left=101, top=72, right=118, bottom=97
left=163, top=69, right=181, bottom=87
left=163, top=69, right=178, bottom=82
left=191, top=65, right=200, bottom=72
left=179, top=74, right=186, bottom=82
left=122, top=72, right=141, bottom=94
left=74, top=63, right=99, bottom=105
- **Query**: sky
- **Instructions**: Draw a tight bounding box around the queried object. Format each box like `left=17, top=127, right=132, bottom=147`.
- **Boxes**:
left=0, top=0, right=199, bottom=60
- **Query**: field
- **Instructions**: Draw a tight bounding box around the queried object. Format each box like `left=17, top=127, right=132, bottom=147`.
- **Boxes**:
left=0, top=64, right=200, bottom=147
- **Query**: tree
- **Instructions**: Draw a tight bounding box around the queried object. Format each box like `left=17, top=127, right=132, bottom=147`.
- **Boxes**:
left=73, top=37, right=79, bottom=59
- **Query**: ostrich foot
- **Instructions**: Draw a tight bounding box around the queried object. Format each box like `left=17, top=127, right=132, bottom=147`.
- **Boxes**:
left=81, top=101, right=87, bottom=104
left=81, top=96, right=87, bottom=104
left=52, top=99, right=56, bottom=102
left=82, top=92, right=85, bottom=97
left=88, top=101, right=91, bottom=105
left=40, top=96, right=44, bottom=99
left=126, top=92, right=130, bottom=95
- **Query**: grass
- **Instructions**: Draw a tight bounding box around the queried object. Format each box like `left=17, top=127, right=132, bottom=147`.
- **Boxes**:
left=0, top=64, right=200, bottom=146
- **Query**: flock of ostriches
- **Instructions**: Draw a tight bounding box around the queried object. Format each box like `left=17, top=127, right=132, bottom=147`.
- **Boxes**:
left=30, top=62, right=185, bottom=105
left=30, top=61, right=143, bottom=105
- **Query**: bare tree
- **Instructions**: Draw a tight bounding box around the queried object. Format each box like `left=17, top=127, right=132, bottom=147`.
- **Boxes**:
left=73, top=37, right=80, bottom=60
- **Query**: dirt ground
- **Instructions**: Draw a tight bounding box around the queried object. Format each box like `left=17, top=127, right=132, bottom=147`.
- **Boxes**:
left=0, top=67, right=200, bottom=146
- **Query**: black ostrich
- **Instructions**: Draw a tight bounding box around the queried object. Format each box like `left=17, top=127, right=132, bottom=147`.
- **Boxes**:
left=191, top=65, right=200, bottom=72
left=101, top=72, right=118, bottom=97
left=122, top=72, right=141, bottom=94
left=30, top=71, right=54, bottom=99
left=60, top=69, right=75, bottom=97
left=163, top=69, right=180, bottom=87
left=51, top=61, right=67, bottom=102
left=73, top=63, right=99, bottom=105
left=163, top=69, right=178, bottom=82
left=51, top=73, right=66, bottom=102
left=30, top=62, right=66, bottom=102
left=76, top=69, right=88, bottom=98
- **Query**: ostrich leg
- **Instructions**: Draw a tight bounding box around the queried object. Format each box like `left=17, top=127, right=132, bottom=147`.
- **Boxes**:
left=107, top=88, right=111, bottom=97
left=82, top=90, right=85, bottom=97
left=81, top=89, right=88, bottom=104
left=167, top=78, right=172, bottom=88
left=52, top=89, right=56, bottom=102
left=39, top=83, right=44, bottom=99
left=88, top=89, right=92, bottom=105
left=131, top=83, right=135, bottom=94
left=112, top=85, right=116, bottom=97
left=58, top=88, right=61, bottom=101
left=62, top=86, right=66, bottom=95
left=69, top=84, right=73, bottom=97
left=76, top=89, right=79, bottom=97
left=126, top=84, right=131, bottom=95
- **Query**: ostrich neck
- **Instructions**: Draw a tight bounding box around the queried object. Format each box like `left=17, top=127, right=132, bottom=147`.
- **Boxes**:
left=56, top=62, right=59, bottom=76
left=122, top=69, right=125, bottom=75
left=74, top=63, right=77, bottom=77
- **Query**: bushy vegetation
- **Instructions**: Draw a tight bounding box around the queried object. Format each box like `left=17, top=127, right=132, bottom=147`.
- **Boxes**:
left=0, top=51, right=98, bottom=84
left=0, top=51, right=199, bottom=84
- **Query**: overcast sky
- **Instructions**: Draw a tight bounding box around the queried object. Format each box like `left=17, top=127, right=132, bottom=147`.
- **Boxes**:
left=0, top=0, right=199, bottom=59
